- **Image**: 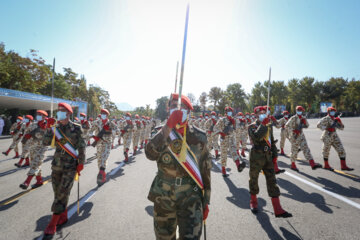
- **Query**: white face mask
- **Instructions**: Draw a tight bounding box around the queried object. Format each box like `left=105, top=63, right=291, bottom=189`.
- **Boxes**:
left=16, top=119, right=20, bottom=123
left=205, top=116, right=209, bottom=119
left=80, top=116, right=84, bottom=120
left=25, top=119, right=30, bottom=123
left=238, top=116, right=243, bottom=119
left=126, top=116, right=131, bottom=121
left=101, top=114, right=107, bottom=120
left=267, top=110, right=271, bottom=115
left=227, top=112, right=232, bottom=117
left=259, top=114, right=267, bottom=122
left=246, top=115, right=249, bottom=118
left=284, top=115, right=289, bottom=118
left=296, top=111, right=302, bottom=115
left=36, top=115, right=42, bottom=121
left=329, top=111, right=335, bottom=116
left=181, top=109, right=188, bottom=122
left=212, top=116, right=216, bottom=119
left=57, top=111, right=67, bottom=121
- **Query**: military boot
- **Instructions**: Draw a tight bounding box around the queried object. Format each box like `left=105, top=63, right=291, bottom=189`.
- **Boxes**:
left=241, top=149, right=246, bottom=157
left=20, top=175, right=34, bottom=189
left=273, top=157, right=285, bottom=174
left=323, top=158, right=334, bottom=171
left=133, top=146, right=137, bottom=155
left=222, top=167, right=228, bottom=177
left=33, top=175, right=43, bottom=188
left=250, top=194, right=258, bottom=213
left=291, top=162, right=299, bottom=172
left=14, top=152, right=20, bottom=158
left=97, top=167, right=106, bottom=185
left=271, top=197, right=292, bottom=218
left=44, top=214, right=61, bottom=236
left=23, top=157, right=30, bottom=167
left=2, top=148, right=11, bottom=156
left=280, top=148, right=285, bottom=155
left=235, top=160, right=246, bottom=172
left=340, top=158, right=354, bottom=171
left=309, top=159, right=322, bottom=170
left=14, top=158, right=25, bottom=168
left=57, top=209, right=68, bottom=226
left=215, top=150, right=220, bottom=159
left=124, top=148, right=129, bottom=163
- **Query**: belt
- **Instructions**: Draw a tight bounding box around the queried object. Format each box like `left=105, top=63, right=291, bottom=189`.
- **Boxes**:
left=157, top=171, right=194, bottom=187
left=252, top=145, right=271, bottom=152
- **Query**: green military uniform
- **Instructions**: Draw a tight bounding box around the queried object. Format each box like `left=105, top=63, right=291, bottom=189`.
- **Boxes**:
left=248, top=120, right=280, bottom=197
left=43, top=121, right=86, bottom=214
left=145, top=125, right=211, bottom=240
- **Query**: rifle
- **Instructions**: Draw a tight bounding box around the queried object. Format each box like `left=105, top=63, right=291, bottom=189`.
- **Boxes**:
left=92, top=125, right=111, bottom=147
left=294, top=112, right=309, bottom=138
left=328, top=112, right=343, bottom=135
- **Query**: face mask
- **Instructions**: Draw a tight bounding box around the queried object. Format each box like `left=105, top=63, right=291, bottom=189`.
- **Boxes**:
left=227, top=112, right=232, bottom=117
left=36, top=115, right=42, bottom=121
left=57, top=111, right=67, bottom=121
left=239, top=116, right=243, bottom=119
left=284, top=115, right=288, bottom=118
left=101, top=114, right=107, bottom=120
left=25, top=119, right=30, bottom=123
left=296, top=111, right=302, bottom=115
left=126, top=116, right=131, bottom=121
left=246, top=115, right=249, bottom=118
left=16, top=119, right=20, bottom=123
left=259, top=114, right=267, bottom=122
left=80, top=116, right=84, bottom=121
left=181, top=109, right=188, bottom=122
left=212, top=116, right=216, bottom=119
left=329, top=111, right=335, bottom=116
left=205, top=116, right=209, bottom=119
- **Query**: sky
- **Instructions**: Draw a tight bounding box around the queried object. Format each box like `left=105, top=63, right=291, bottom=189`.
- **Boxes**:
left=1, top=0, right=359, bottom=109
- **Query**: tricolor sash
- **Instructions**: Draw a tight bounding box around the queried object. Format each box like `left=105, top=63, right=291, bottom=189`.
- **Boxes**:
left=53, top=127, right=79, bottom=159
left=168, top=129, right=204, bottom=190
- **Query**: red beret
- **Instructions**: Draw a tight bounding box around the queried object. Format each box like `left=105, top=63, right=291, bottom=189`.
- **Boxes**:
left=327, top=107, right=336, bottom=112
left=237, top=112, right=244, bottom=116
left=17, top=116, right=23, bottom=120
left=205, top=113, right=209, bottom=117
left=58, top=102, right=73, bottom=114
left=245, top=112, right=250, bottom=115
left=80, top=113, right=86, bottom=117
left=211, top=111, right=216, bottom=115
left=225, top=106, right=234, bottom=112
left=199, top=115, right=203, bottom=118
left=282, top=111, right=289, bottom=115
left=89, top=118, right=93, bottom=121
left=74, top=117, right=79, bottom=121
left=101, top=109, right=110, bottom=115
left=170, top=93, right=194, bottom=110
left=296, top=106, right=305, bottom=111
left=25, top=115, right=33, bottom=120
left=126, top=112, right=131, bottom=117
left=263, top=106, right=271, bottom=111
left=251, top=113, right=255, bottom=116
left=254, top=106, right=265, bottom=114
left=37, top=110, right=48, bottom=117
left=135, top=114, right=140, bottom=119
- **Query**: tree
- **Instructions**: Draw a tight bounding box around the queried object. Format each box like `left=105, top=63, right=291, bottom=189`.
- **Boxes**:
left=208, top=87, right=222, bottom=111
left=287, top=79, right=301, bottom=112
left=343, top=79, right=360, bottom=112
left=298, top=77, right=318, bottom=112
left=270, top=80, right=288, bottom=106
left=322, top=77, right=348, bottom=110
left=187, top=93, right=196, bottom=105
left=225, top=83, right=247, bottom=112
left=249, top=82, right=267, bottom=110
left=154, top=96, right=169, bottom=121
left=199, top=92, right=207, bottom=112
left=217, top=92, right=231, bottom=114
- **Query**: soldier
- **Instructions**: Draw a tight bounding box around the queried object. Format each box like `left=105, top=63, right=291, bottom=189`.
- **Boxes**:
left=248, top=106, right=292, bottom=218
left=14, top=115, right=34, bottom=167
left=111, top=117, right=118, bottom=149
left=276, top=110, right=290, bottom=155
left=214, top=106, right=246, bottom=177
left=19, top=110, right=49, bottom=189
left=285, top=106, right=322, bottom=171
left=42, top=103, right=85, bottom=237
left=139, top=115, right=147, bottom=149
left=245, top=112, right=252, bottom=124
left=117, top=117, right=125, bottom=145
left=91, top=109, right=118, bottom=185
left=132, top=114, right=142, bottom=155
left=205, top=111, right=220, bottom=159
left=235, top=112, right=248, bottom=157
left=317, top=107, right=353, bottom=171
left=121, top=113, right=134, bottom=162
left=87, top=117, right=94, bottom=146
left=74, top=117, right=80, bottom=124
left=188, top=115, right=196, bottom=126
left=2, top=116, right=24, bottom=158
left=144, top=116, right=153, bottom=146
left=80, top=113, right=92, bottom=146
left=145, top=93, right=210, bottom=240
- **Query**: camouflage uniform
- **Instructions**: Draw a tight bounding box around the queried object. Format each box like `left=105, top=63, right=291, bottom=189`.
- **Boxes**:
left=80, top=119, right=92, bottom=144
left=139, top=119, right=147, bottom=148
left=132, top=120, right=143, bottom=151
left=213, top=116, right=241, bottom=167
left=204, top=118, right=219, bottom=153
left=27, top=121, right=48, bottom=176
left=285, top=115, right=313, bottom=162
left=248, top=120, right=280, bottom=197
left=91, top=119, right=118, bottom=169
left=122, top=120, right=134, bottom=158
left=317, top=115, right=345, bottom=159
left=19, top=122, right=33, bottom=159
left=8, top=122, right=23, bottom=153
left=276, top=117, right=289, bottom=150
left=145, top=126, right=211, bottom=240
left=235, top=118, right=248, bottom=152
left=43, top=120, right=85, bottom=214
left=145, top=118, right=153, bottom=144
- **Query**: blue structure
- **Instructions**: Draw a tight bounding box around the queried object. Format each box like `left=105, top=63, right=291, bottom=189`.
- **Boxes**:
left=0, top=87, right=87, bottom=117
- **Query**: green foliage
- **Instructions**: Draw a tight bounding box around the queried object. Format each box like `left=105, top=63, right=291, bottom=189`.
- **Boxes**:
left=154, top=96, right=169, bottom=121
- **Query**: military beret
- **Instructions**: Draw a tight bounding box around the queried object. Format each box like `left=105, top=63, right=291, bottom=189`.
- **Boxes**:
left=296, top=106, right=305, bottom=111
left=58, top=102, right=73, bottom=114
left=25, top=115, right=33, bottom=120
left=245, top=112, right=250, bottom=115
left=237, top=112, right=244, bottom=116
left=135, top=114, right=140, bottom=119
left=225, top=106, right=234, bottom=112
left=80, top=113, right=86, bottom=117
left=327, top=107, right=336, bottom=112
left=74, top=117, right=79, bottom=121
left=17, top=116, right=23, bottom=120
left=101, top=109, right=110, bottom=115
left=36, top=110, right=48, bottom=117
left=126, top=112, right=131, bottom=117
left=170, top=93, right=194, bottom=111
left=205, top=113, right=209, bottom=117
left=282, top=110, right=289, bottom=115
left=89, top=118, right=93, bottom=121
left=200, top=115, right=203, bottom=118
left=254, top=106, right=265, bottom=114
left=211, top=111, right=216, bottom=115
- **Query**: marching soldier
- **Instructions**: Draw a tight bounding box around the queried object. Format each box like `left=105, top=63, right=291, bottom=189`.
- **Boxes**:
left=245, top=112, right=252, bottom=124
left=214, top=106, right=246, bottom=177
left=248, top=106, right=292, bottom=218
left=2, top=116, right=24, bottom=158
left=80, top=113, right=92, bottom=146
left=235, top=112, right=248, bottom=157
left=111, top=117, right=118, bottom=149
left=205, top=111, right=220, bottom=158
left=132, top=114, right=142, bottom=155
left=145, top=93, right=210, bottom=240
left=188, top=115, right=196, bottom=126
left=19, top=110, right=49, bottom=189
left=144, top=116, right=153, bottom=146
left=317, top=107, right=353, bottom=171
left=91, top=108, right=117, bottom=185
left=276, top=110, right=290, bottom=156
left=15, top=116, right=33, bottom=167
left=121, top=113, right=134, bottom=162
left=285, top=106, right=322, bottom=171
left=139, top=115, right=147, bottom=149
left=42, top=102, right=85, bottom=237
left=117, top=117, right=125, bottom=145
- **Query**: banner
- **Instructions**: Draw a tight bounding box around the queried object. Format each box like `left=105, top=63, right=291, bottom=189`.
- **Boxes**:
left=320, top=102, right=332, bottom=113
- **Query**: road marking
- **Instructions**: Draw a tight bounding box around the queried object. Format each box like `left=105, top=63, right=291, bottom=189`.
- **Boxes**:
left=284, top=171, right=360, bottom=210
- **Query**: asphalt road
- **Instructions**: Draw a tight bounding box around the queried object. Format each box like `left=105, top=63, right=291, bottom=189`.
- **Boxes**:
left=0, top=117, right=359, bottom=240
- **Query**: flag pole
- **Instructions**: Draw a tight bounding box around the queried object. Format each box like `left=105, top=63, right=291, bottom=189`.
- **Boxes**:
left=174, top=61, right=179, bottom=93
left=50, top=58, right=55, bottom=117
left=266, top=67, right=271, bottom=116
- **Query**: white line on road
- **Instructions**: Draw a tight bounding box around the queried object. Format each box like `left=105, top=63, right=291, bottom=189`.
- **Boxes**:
left=284, top=171, right=360, bottom=210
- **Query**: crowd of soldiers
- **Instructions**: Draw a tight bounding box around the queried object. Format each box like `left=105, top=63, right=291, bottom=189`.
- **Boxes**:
left=0, top=98, right=354, bottom=239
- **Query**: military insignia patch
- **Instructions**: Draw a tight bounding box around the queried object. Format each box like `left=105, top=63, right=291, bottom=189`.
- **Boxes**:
left=161, top=153, right=172, bottom=164
left=170, top=139, right=182, bottom=154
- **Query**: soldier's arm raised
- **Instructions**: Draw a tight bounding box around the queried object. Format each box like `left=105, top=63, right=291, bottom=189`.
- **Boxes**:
left=145, top=125, right=170, bottom=161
